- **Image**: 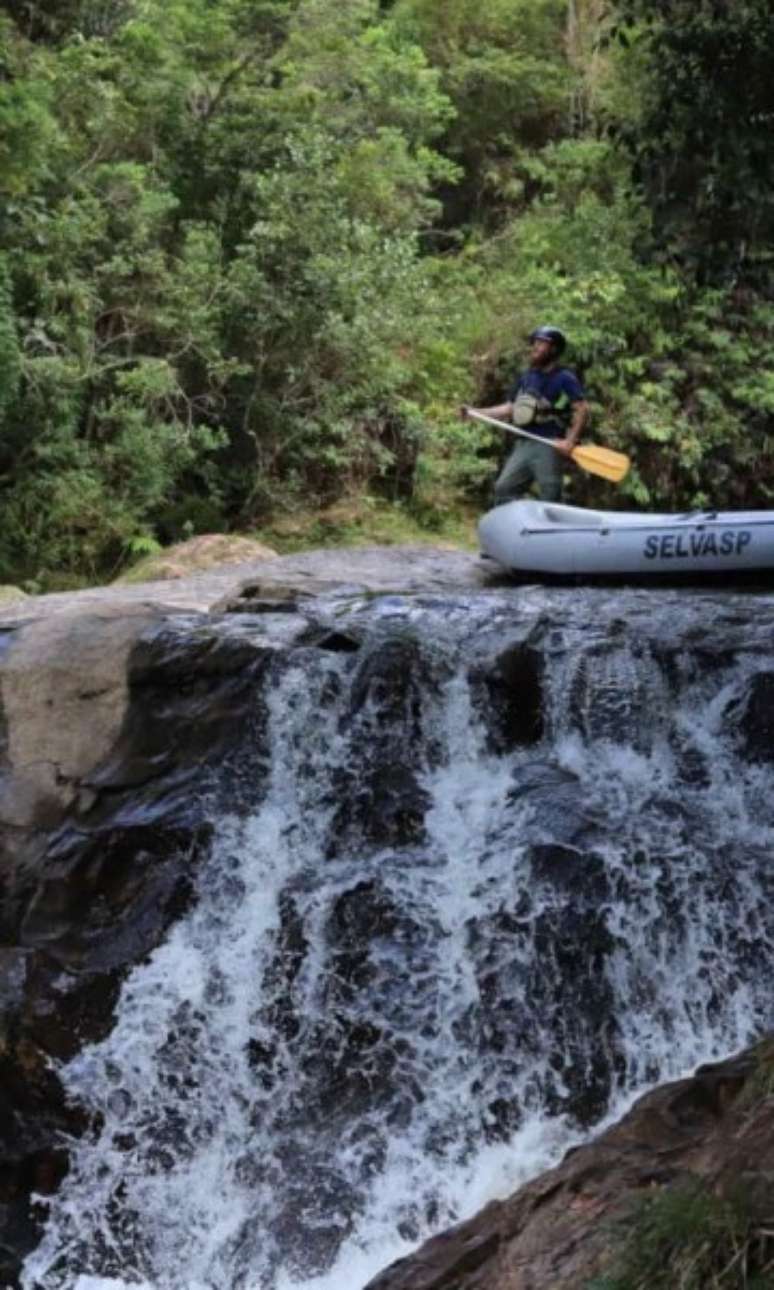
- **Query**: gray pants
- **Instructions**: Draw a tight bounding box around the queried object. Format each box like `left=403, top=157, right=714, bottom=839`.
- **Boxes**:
left=494, top=437, right=563, bottom=504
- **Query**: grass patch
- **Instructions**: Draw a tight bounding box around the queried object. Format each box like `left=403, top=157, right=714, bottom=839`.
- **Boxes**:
left=738, top=1038, right=774, bottom=1109
left=250, top=496, right=480, bottom=555
left=588, top=1182, right=774, bottom=1290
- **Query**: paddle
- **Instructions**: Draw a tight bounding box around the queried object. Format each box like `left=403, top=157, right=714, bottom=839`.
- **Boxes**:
left=466, top=409, right=630, bottom=484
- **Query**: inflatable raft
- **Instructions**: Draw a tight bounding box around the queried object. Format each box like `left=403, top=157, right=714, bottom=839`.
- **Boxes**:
left=478, top=500, right=774, bottom=579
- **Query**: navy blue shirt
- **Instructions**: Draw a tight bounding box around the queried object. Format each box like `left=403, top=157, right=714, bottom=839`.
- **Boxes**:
left=508, top=366, right=585, bottom=439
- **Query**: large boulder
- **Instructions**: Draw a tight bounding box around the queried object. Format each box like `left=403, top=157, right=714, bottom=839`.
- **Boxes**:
left=0, top=605, right=162, bottom=837
left=114, top=533, right=278, bottom=584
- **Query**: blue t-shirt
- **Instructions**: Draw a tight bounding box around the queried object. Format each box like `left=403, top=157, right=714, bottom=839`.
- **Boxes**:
left=508, top=366, right=585, bottom=439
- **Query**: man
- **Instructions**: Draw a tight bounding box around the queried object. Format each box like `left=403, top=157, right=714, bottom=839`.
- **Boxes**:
left=463, top=325, right=589, bottom=504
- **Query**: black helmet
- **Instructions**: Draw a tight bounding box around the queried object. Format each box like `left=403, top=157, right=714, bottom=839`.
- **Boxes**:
left=528, top=324, right=566, bottom=355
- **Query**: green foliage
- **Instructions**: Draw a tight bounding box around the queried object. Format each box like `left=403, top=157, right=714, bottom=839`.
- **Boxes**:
left=0, top=254, right=20, bottom=420
left=587, top=1181, right=774, bottom=1290
left=614, top=0, right=774, bottom=285
left=0, top=16, right=61, bottom=198
left=0, top=0, right=456, bottom=581
left=2, top=0, right=774, bottom=585
left=392, top=0, right=573, bottom=227
left=1, top=0, right=133, bottom=44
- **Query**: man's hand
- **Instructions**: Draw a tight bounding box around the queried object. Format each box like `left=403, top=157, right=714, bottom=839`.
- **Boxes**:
left=460, top=404, right=471, bottom=420
left=553, top=438, right=578, bottom=458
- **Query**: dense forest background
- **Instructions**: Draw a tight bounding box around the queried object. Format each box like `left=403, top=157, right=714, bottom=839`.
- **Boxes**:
left=2, top=0, right=774, bottom=586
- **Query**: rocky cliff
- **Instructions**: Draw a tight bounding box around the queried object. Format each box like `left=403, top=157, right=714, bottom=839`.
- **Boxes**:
left=1, top=548, right=773, bottom=1289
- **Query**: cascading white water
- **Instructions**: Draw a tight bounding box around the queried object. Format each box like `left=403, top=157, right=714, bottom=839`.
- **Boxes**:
left=21, top=592, right=774, bottom=1290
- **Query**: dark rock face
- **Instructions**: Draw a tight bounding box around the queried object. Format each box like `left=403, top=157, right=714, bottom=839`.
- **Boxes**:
left=563, top=635, right=670, bottom=751
left=6, top=616, right=280, bottom=976
left=19, top=821, right=205, bottom=982
left=0, top=615, right=289, bottom=1282
left=0, top=1021, right=87, bottom=1288
left=249, top=867, right=435, bottom=1187
left=327, top=635, right=441, bottom=855
left=463, top=838, right=617, bottom=1141
left=471, top=641, right=544, bottom=753
left=726, top=669, right=774, bottom=763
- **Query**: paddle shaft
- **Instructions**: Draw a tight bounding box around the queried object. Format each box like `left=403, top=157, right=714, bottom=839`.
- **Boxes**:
left=466, top=408, right=573, bottom=450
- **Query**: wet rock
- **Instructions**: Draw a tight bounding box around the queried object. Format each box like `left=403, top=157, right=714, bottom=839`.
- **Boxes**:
left=0, top=1016, right=90, bottom=1284
left=564, top=638, right=669, bottom=749
left=2, top=615, right=278, bottom=941
left=669, top=729, right=712, bottom=787
left=348, top=635, right=439, bottom=728
left=330, top=760, right=430, bottom=852
left=273, top=1161, right=361, bottom=1280
left=326, top=635, right=440, bottom=853
left=726, top=669, right=774, bottom=763
left=89, top=617, right=280, bottom=811
left=471, top=642, right=544, bottom=753
left=328, top=880, right=401, bottom=978
left=20, top=818, right=209, bottom=981
left=255, top=893, right=311, bottom=1055
left=505, top=762, right=595, bottom=849
left=364, top=1040, right=774, bottom=1290
left=465, top=843, right=617, bottom=1135
left=310, top=629, right=362, bottom=654
left=0, top=614, right=290, bottom=1283
left=300, top=1016, right=403, bottom=1127
left=0, top=606, right=161, bottom=837
left=255, top=879, right=426, bottom=1126
left=238, top=873, right=436, bottom=1283
left=229, top=1154, right=361, bottom=1284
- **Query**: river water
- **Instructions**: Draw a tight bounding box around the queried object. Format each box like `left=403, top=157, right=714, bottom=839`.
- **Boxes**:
left=20, top=586, right=774, bottom=1289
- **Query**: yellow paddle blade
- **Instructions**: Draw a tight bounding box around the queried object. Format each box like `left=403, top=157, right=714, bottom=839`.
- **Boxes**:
left=571, top=442, right=630, bottom=483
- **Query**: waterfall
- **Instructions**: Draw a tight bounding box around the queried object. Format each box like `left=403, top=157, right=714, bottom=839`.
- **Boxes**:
left=21, top=589, right=774, bottom=1290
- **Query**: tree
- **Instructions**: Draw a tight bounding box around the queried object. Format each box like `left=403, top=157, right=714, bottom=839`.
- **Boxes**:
left=0, top=0, right=134, bottom=43
left=0, top=254, right=20, bottom=422
left=391, top=0, right=576, bottom=228
left=615, top=0, right=774, bottom=285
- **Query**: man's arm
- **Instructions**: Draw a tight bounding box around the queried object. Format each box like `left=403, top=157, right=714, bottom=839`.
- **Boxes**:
left=555, top=399, right=589, bottom=456
left=460, top=401, right=513, bottom=422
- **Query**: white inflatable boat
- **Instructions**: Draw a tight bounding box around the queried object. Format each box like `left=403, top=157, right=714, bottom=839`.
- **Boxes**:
left=478, top=500, right=774, bottom=579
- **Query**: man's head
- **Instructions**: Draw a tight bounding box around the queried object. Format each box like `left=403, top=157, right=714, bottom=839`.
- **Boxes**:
left=528, top=325, right=566, bottom=367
